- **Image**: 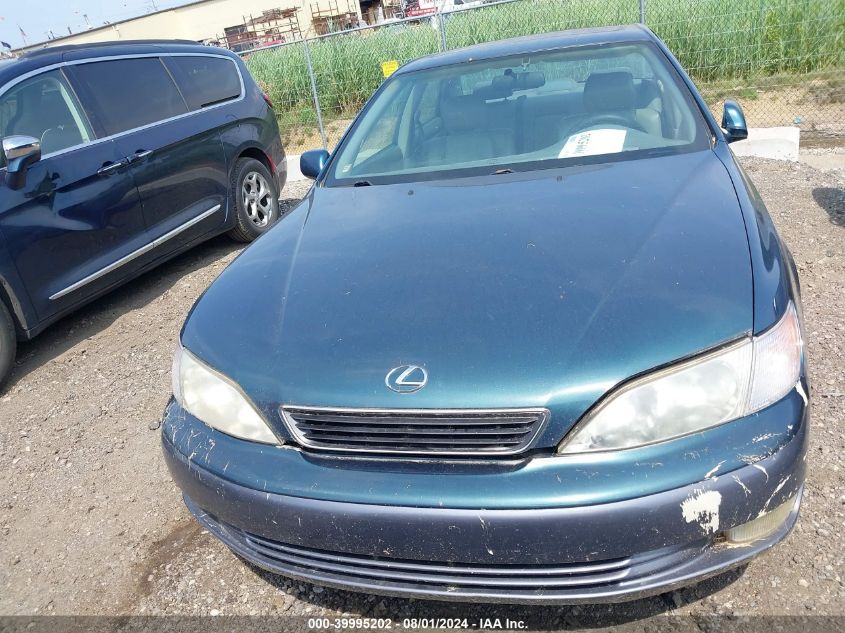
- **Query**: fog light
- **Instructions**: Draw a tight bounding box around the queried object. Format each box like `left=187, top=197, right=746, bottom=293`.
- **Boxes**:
left=723, top=492, right=800, bottom=544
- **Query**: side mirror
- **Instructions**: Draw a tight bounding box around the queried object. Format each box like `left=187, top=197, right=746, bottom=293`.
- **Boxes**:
left=3, top=135, right=41, bottom=190
left=300, top=149, right=330, bottom=180
left=721, top=100, right=748, bottom=144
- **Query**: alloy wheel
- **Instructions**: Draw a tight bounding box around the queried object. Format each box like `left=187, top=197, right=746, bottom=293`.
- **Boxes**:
left=241, top=171, right=273, bottom=228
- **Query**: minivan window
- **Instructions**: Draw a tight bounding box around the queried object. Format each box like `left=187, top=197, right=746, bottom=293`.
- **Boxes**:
left=0, top=69, right=93, bottom=160
left=69, top=57, right=189, bottom=136
left=163, top=56, right=241, bottom=110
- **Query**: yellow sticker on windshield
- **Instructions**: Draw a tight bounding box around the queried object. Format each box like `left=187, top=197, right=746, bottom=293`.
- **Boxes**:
left=381, top=60, right=399, bottom=77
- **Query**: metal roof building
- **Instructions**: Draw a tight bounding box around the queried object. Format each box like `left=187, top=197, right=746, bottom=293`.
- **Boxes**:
left=13, top=0, right=366, bottom=55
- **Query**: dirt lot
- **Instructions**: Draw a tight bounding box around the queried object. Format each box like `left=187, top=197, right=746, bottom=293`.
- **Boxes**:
left=0, top=157, right=843, bottom=624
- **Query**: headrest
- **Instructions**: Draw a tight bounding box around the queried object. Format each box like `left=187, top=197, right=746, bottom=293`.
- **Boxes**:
left=583, top=71, right=635, bottom=112
left=439, top=95, right=486, bottom=132
left=636, top=78, right=661, bottom=108
left=518, top=71, right=546, bottom=90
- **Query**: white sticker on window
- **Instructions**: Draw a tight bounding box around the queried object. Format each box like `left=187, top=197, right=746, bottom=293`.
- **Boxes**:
left=559, top=129, right=627, bottom=158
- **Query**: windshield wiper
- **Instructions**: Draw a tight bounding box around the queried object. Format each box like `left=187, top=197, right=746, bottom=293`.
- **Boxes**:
left=493, top=168, right=514, bottom=175
left=353, top=180, right=372, bottom=187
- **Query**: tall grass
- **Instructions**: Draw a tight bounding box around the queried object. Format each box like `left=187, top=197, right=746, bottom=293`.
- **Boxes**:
left=245, top=0, right=845, bottom=146
left=647, top=0, right=845, bottom=80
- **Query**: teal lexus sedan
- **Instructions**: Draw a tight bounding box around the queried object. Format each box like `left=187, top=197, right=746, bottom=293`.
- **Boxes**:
left=161, top=25, right=808, bottom=603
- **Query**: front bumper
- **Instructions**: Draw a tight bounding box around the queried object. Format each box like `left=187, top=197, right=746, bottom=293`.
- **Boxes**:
left=162, top=407, right=806, bottom=604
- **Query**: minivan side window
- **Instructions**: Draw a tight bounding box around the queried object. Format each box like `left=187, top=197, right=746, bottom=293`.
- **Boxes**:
left=163, top=56, right=242, bottom=110
left=0, top=69, right=93, bottom=161
left=68, top=57, right=188, bottom=136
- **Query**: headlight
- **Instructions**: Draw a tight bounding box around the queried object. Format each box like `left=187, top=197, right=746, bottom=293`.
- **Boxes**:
left=172, top=345, right=279, bottom=444
left=558, top=303, right=802, bottom=454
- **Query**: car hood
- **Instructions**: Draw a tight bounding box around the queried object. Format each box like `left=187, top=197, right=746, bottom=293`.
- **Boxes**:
left=182, top=150, right=753, bottom=445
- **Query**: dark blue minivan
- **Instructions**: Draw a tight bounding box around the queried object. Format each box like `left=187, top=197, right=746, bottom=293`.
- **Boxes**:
left=0, top=41, right=286, bottom=385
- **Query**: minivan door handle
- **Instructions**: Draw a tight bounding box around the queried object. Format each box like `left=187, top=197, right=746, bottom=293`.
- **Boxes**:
left=97, top=159, right=129, bottom=176
left=129, top=149, right=153, bottom=163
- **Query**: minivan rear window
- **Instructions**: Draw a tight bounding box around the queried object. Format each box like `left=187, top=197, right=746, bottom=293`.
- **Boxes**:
left=164, top=56, right=241, bottom=110
left=69, top=57, right=189, bottom=136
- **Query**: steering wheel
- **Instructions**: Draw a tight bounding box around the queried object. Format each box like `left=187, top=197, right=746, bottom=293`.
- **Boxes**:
left=575, top=113, right=646, bottom=134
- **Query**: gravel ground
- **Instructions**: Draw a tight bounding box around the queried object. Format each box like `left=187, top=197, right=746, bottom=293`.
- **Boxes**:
left=0, top=159, right=842, bottom=625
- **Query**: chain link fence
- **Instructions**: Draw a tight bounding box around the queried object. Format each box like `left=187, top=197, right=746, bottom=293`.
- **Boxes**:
left=242, top=0, right=845, bottom=154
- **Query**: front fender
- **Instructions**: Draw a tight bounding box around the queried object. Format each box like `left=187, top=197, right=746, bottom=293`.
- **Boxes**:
left=180, top=196, right=311, bottom=404
left=0, top=228, right=37, bottom=337
left=713, top=143, right=800, bottom=334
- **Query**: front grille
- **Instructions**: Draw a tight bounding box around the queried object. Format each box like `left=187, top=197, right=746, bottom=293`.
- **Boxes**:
left=280, top=407, right=549, bottom=456
left=196, top=511, right=703, bottom=601
left=239, top=529, right=634, bottom=588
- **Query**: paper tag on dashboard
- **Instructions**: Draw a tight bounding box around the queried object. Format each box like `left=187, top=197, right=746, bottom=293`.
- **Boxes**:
left=559, top=129, right=627, bottom=158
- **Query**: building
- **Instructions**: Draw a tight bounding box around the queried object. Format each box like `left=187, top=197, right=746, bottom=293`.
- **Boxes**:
left=12, top=0, right=378, bottom=55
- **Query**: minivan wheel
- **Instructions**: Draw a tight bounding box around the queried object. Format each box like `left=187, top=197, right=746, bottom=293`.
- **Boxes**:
left=228, top=158, right=280, bottom=243
left=0, top=300, right=16, bottom=388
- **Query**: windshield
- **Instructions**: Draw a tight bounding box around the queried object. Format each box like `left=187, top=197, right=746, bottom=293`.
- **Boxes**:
left=328, top=42, right=710, bottom=185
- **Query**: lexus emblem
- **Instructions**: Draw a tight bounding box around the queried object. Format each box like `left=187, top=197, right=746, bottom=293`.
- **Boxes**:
left=385, top=365, right=428, bottom=394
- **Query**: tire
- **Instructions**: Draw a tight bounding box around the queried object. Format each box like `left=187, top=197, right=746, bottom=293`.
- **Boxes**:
left=227, top=158, right=281, bottom=243
left=0, top=300, right=16, bottom=388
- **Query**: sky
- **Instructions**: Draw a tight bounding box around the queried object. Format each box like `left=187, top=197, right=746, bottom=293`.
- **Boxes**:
left=0, top=0, right=193, bottom=49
